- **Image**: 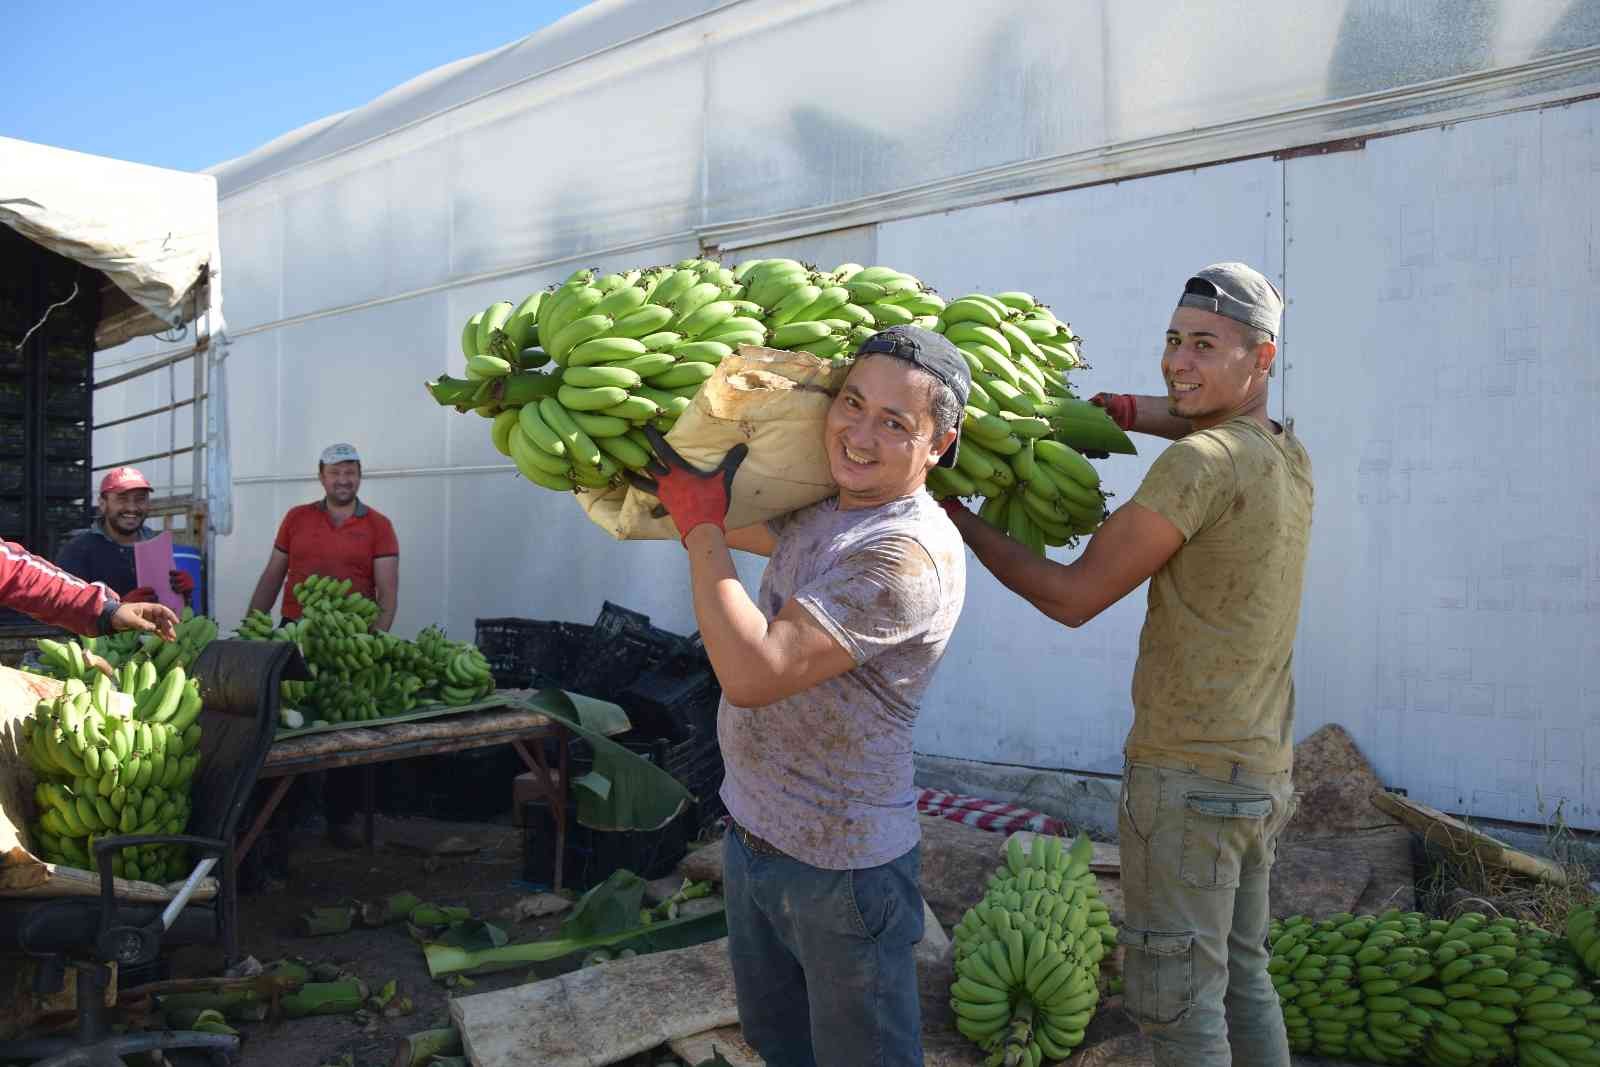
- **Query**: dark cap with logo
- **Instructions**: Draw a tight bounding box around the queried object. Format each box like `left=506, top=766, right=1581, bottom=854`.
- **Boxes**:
left=1177, top=262, right=1283, bottom=340
left=853, top=325, right=972, bottom=468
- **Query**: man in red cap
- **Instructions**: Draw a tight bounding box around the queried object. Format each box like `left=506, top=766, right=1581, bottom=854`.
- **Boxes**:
left=54, top=466, right=195, bottom=605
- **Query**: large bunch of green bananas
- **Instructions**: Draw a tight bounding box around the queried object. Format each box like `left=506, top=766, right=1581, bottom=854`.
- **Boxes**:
left=234, top=577, right=494, bottom=727
left=1270, top=908, right=1600, bottom=1067
left=22, top=664, right=202, bottom=882
left=35, top=610, right=218, bottom=682
left=923, top=291, right=1135, bottom=554
left=425, top=259, right=1130, bottom=554
left=948, top=834, right=1115, bottom=1065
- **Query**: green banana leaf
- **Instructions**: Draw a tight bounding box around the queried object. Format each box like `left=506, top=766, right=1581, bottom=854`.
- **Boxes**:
left=422, top=906, right=726, bottom=977
left=520, top=688, right=691, bottom=833
left=560, top=869, right=646, bottom=941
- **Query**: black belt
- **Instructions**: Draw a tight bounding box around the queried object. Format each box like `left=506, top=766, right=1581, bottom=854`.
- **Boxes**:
left=732, top=820, right=788, bottom=858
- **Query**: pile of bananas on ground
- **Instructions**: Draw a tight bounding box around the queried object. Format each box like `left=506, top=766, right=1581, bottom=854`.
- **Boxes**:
left=949, top=834, right=1116, bottom=1065
left=35, top=610, right=218, bottom=680
left=425, top=258, right=1133, bottom=552
left=23, top=664, right=202, bottom=882
left=236, top=576, right=494, bottom=728
left=1270, top=907, right=1600, bottom=1067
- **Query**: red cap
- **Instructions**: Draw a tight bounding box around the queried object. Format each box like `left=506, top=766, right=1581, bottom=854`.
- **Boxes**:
left=100, top=467, right=152, bottom=495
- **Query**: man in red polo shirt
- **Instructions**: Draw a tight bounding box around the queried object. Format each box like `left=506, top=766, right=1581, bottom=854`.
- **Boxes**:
left=245, top=443, right=400, bottom=856
left=246, top=443, right=399, bottom=630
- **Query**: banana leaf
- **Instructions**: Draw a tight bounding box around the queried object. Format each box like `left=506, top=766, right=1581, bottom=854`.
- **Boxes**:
left=422, top=906, right=726, bottom=977
left=519, top=688, right=691, bottom=833
left=560, top=870, right=645, bottom=941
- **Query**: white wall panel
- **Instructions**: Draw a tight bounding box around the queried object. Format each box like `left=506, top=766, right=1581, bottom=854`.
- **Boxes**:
left=1284, top=100, right=1600, bottom=827
left=881, top=159, right=1285, bottom=773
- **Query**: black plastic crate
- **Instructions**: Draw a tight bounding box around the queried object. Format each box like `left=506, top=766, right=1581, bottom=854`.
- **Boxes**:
left=44, top=419, right=88, bottom=458
left=43, top=459, right=87, bottom=496
left=615, top=656, right=722, bottom=744
left=0, top=498, right=22, bottom=539
left=474, top=617, right=591, bottom=689
left=0, top=459, right=21, bottom=494
left=0, top=382, right=21, bottom=417
left=521, top=798, right=691, bottom=891
left=0, top=419, right=23, bottom=455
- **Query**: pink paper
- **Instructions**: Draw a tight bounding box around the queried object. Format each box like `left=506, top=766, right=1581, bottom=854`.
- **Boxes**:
left=134, top=531, right=183, bottom=613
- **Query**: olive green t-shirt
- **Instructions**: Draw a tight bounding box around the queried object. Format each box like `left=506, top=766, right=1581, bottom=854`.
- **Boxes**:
left=1124, top=416, right=1314, bottom=775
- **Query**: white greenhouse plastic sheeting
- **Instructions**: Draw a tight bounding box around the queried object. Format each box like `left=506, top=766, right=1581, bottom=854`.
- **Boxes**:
left=88, top=0, right=1600, bottom=829
left=0, top=137, right=218, bottom=345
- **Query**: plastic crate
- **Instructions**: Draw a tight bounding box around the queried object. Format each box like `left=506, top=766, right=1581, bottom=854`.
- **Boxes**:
left=521, top=798, right=691, bottom=890
left=473, top=617, right=591, bottom=690
left=43, top=459, right=87, bottom=496
left=44, top=419, right=88, bottom=458
left=0, top=382, right=21, bottom=417
left=0, top=459, right=21, bottom=494
left=0, top=498, right=22, bottom=539
left=0, top=418, right=23, bottom=454
left=615, top=656, right=721, bottom=744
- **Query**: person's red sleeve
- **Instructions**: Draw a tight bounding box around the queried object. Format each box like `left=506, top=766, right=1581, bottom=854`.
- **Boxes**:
left=0, top=539, right=113, bottom=635
left=373, top=514, right=399, bottom=558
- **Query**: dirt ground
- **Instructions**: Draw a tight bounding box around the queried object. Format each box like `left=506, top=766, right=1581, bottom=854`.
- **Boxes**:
left=167, top=814, right=597, bottom=1067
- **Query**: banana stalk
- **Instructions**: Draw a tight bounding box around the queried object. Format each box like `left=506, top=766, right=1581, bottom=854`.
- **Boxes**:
left=393, top=1027, right=462, bottom=1067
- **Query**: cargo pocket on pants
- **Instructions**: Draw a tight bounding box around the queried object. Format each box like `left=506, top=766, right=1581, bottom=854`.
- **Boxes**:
left=1179, top=793, right=1273, bottom=889
left=1118, top=928, right=1195, bottom=1026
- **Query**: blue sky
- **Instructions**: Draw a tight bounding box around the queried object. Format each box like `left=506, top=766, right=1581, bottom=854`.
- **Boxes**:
left=8, top=0, right=590, bottom=173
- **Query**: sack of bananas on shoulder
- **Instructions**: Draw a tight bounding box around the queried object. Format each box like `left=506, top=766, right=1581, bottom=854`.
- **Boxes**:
left=427, top=257, right=1137, bottom=555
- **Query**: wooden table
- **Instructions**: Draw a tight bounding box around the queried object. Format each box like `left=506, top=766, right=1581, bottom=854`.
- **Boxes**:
left=236, top=694, right=581, bottom=889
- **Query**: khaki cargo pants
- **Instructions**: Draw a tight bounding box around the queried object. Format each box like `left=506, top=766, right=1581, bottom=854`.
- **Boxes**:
left=1117, top=760, right=1298, bottom=1067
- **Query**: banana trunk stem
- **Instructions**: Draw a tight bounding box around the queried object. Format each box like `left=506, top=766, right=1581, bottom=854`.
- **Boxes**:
left=1002, top=998, right=1035, bottom=1067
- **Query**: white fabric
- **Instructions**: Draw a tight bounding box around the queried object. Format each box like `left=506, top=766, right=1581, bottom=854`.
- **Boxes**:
left=0, top=136, right=218, bottom=334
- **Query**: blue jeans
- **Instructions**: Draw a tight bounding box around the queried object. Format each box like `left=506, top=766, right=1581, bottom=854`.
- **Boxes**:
left=723, top=830, right=925, bottom=1067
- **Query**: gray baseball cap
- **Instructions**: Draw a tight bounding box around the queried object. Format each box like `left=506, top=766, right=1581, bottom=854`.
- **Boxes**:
left=854, top=325, right=971, bottom=468
left=320, top=442, right=361, bottom=466
left=1178, top=263, right=1283, bottom=340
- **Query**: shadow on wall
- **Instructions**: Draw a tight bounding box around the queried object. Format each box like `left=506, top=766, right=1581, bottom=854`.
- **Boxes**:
left=1323, top=0, right=1600, bottom=125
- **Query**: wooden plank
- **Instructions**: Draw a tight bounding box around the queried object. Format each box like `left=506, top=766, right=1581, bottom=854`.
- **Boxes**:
left=451, top=939, right=739, bottom=1067
left=1371, top=791, right=1568, bottom=886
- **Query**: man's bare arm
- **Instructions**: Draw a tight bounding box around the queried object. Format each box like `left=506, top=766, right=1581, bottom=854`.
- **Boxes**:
left=247, top=549, right=290, bottom=615
left=1124, top=395, right=1194, bottom=441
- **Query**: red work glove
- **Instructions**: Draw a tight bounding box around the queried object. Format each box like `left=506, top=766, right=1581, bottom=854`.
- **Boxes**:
left=169, top=569, right=195, bottom=596
left=627, top=427, right=748, bottom=544
left=1090, top=393, right=1138, bottom=431
left=937, top=496, right=968, bottom=522
left=122, top=586, right=159, bottom=604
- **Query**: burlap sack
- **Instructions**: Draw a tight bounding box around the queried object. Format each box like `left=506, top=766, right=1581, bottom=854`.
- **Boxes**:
left=578, top=347, right=848, bottom=540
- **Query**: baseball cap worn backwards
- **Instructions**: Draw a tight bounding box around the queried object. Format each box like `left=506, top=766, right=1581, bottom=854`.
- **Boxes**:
left=100, top=467, right=151, bottom=495
left=854, top=325, right=972, bottom=469
left=1178, top=262, right=1283, bottom=340
left=320, top=443, right=361, bottom=466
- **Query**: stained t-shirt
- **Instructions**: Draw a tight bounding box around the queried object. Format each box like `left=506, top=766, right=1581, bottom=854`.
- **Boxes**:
left=1125, top=416, right=1314, bottom=775
left=717, top=491, right=966, bottom=870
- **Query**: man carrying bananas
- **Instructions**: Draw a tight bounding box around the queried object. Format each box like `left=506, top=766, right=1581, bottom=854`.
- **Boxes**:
left=628, top=324, right=970, bottom=1067
left=943, top=264, right=1313, bottom=1066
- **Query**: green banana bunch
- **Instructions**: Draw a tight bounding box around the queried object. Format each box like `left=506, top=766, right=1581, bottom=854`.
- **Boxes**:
left=426, top=261, right=1129, bottom=520
left=947, top=834, right=1112, bottom=1065
left=234, top=578, right=495, bottom=727
left=1266, top=908, right=1600, bottom=1067
left=23, top=661, right=203, bottom=881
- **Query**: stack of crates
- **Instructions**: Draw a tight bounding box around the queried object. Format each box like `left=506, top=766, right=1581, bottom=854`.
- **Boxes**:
left=475, top=602, right=729, bottom=890
left=0, top=228, right=96, bottom=633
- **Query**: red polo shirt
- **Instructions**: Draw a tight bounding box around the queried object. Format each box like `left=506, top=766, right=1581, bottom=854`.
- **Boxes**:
left=274, top=499, right=399, bottom=620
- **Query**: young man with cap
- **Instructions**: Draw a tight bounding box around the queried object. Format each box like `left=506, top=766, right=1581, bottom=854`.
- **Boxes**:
left=246, top=443, right=399, bottom=631
left=54, top=467, right=196, bottom=605
left=628, top=325, right=969, bottom=1067
left=245, top=443, right=399, bottom=853
left=944, top=263, right=1313, bottom=1066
